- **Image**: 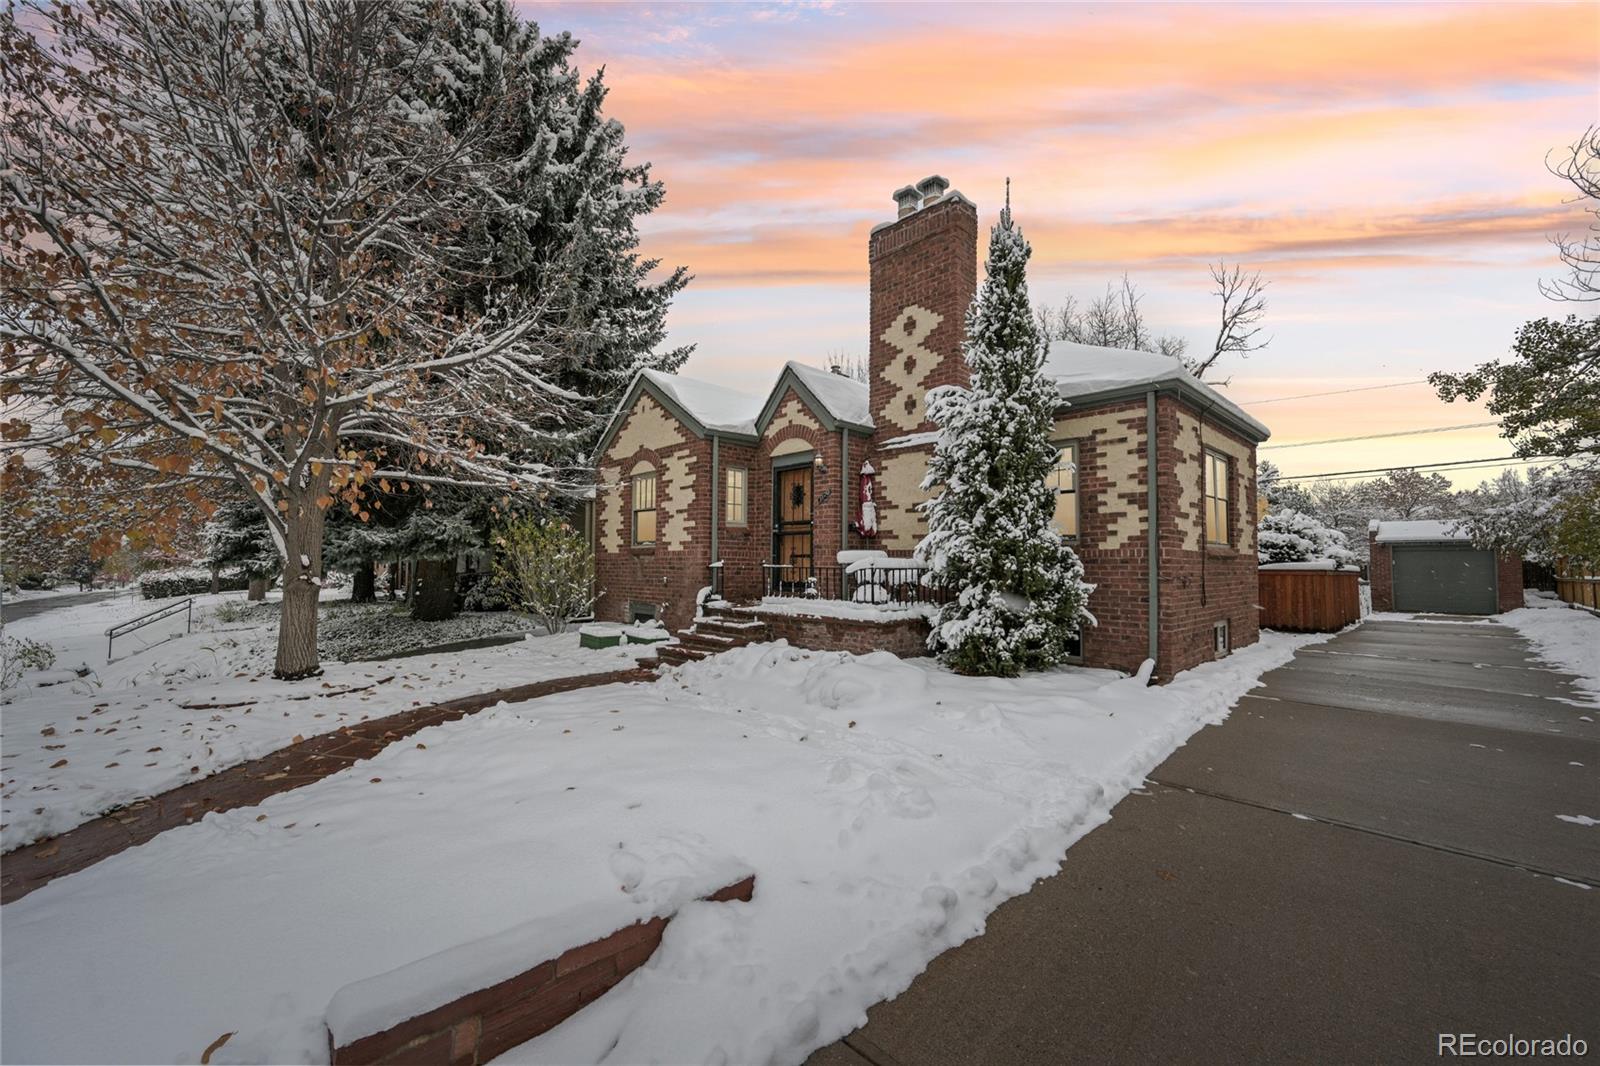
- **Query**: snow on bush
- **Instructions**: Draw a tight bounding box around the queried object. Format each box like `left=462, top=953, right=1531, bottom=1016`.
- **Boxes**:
left=1257, top=509, right=1356, bottom=567
left=490, top=518, right=597, bottom=634
left=917, top=204, right=1093, bottom=676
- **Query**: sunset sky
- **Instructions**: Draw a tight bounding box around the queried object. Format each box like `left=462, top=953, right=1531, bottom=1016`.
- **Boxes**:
left=529, top=1, right=1598, bottom=487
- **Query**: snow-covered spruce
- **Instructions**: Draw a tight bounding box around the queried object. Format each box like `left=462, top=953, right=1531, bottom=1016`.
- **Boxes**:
left=1256, top=509, right=1356, bottom=567
left=916, top=202, right=1093, bottom=676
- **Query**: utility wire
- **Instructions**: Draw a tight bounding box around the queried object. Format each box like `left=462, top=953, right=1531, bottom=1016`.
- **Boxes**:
left=1261, top=421, right=1499, bottom=451
left=1260, top=451, right=1561, bottom=480
left=1236, top=379, right=1431, bottom=406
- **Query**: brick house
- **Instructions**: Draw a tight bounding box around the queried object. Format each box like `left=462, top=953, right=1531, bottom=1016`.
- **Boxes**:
left=591, top=176, right=1270, bottom=680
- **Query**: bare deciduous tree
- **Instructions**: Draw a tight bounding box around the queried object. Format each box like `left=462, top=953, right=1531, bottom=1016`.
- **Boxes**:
left=1, top=1, right=587, bottom=678
left=1542, top=125, right=1600, bottom=302
left=1189, top=261, right=1269, bottom=381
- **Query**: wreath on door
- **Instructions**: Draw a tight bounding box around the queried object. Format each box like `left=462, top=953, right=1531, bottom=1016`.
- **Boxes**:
left=790, top=482, right=806, bottom=509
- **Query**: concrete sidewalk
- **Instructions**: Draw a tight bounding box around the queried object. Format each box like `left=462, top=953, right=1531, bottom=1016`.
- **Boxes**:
left=810, top=618, right=1599, bottom=1066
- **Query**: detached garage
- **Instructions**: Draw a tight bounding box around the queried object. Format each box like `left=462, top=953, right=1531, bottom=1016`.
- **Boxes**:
left=1368, top=520, right=1522, bottom=615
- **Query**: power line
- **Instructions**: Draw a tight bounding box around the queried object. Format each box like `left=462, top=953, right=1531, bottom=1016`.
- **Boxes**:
left=1261, top=421, right=1499, bottom=451
left=1237, top=379, right=1431, bottom=406
left=1269, top=454, right=1556, bottom=483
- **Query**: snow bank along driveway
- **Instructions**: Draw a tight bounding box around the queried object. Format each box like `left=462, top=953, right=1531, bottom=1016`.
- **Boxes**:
left=0, top=593, right=646, bottom=851
left=1, top=632, right=1323, bottom=1065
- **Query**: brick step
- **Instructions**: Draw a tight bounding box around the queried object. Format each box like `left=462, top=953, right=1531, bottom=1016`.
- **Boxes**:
left=656, top=644, right=708, bottom=666
left=677, top=630, right=736, bottom=654
left=695, top=616, right=771, bottom=641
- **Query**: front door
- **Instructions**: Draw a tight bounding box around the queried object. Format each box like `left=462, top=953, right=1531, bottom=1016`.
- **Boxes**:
left=772, top=465, right=814, bottom=593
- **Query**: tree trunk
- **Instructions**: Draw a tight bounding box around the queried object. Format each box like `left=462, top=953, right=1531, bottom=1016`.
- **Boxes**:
left=351, top=559, right=376, bottom=603
left=274, top=497, right=327, bottom=680
left=411, top=556, right=457, bottom=621
left=209, top=562, right=220, bottom=596
left=248, top=577, right=268, bottom=601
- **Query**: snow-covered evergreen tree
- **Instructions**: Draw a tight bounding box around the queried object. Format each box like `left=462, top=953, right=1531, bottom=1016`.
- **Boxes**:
left=418, top=0, right=692, bottom=457
left=917, top=200, right=1094, bottom=677
left=1256, top=509, right=1356, bottom=567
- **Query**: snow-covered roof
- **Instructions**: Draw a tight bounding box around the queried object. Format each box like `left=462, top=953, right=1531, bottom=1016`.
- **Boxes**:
left=782, top=362, right=872, bottom=428
left=638, top=369, right=762, bottom=435
left=1372, top=520, right=1471, bottom=544
left=1043, top=341, right=1271, bottom=442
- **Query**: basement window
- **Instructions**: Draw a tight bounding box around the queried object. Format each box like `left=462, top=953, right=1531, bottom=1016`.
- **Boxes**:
left=1213, top=620, right=1230, bottom=657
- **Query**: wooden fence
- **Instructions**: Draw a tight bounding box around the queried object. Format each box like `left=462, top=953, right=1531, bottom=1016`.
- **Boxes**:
left=1258, top=568, right=1362, bottom=632
left=1556, top=567, right=1599, bottom=609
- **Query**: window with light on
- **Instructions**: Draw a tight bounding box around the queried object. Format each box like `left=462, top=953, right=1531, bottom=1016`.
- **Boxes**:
left=1048, top=443, right=1078, bottom=538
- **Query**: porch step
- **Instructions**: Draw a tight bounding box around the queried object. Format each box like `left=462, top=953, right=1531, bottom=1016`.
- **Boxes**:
left=657, top=643, right=709, bottom=666
left=695, top=616, right=772, bottom=641
left=655, top=612, right=774, bottom=667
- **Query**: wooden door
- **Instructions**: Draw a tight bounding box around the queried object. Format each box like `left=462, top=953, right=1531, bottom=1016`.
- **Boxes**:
left=772, top=465, right=814, bottom=590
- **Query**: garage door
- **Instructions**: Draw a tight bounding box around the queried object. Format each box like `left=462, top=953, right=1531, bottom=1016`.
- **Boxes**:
left=1392, top=544, right=1497, bottom=614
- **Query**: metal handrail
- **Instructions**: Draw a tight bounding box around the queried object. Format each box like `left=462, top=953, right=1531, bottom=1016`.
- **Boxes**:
left=106, top=597, right=193, bottom=661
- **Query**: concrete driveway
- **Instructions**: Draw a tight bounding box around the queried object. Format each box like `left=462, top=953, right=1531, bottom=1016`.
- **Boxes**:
left=810, top=617, right=1599, bottom=1066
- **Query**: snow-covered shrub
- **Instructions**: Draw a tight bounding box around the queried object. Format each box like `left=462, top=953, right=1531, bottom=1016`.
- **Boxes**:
left=917, top=205, right=1094, bottom=676
left=1, top=635, right=55, bottom=688
left=139, top=567, right=249, bottom=599
left=491, top=518, right=597, bottom=634
left=1257, top=510, right=1356, bottom=567
left=461, top=574, right=509, bottom=613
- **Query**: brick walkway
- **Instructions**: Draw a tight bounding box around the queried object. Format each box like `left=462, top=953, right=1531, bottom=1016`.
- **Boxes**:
left=1, top=665, right=654, bottom=904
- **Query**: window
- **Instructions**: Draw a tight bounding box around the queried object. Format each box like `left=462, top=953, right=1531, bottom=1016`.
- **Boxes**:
left=1204, top=450, right=1230, bottom=546
left=725, top=466, right=747, bottom=525
left=1213, top=620, right=1230, bottom=657
left=632, top=470, right=657, bottom=546
left=1048, top=443, right=1078, bottom=538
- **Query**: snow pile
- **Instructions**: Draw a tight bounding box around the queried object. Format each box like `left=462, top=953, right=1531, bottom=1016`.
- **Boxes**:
left=1499, top=606, right=1600, bottom=705
left=753, top=597, right=940, bottom=622
left=0, top=631, right=1323, bottom=1064
left=0, top=593, right=648, bottom=851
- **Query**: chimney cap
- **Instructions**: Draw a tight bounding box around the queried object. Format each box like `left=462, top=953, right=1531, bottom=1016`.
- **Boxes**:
left=916, top=174, right=950, bottom=201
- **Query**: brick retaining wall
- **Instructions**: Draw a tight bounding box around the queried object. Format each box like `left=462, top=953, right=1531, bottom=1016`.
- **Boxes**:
left=740, top=607, right=932, bottom=658
left=329, top=876, right=756, bottom=1065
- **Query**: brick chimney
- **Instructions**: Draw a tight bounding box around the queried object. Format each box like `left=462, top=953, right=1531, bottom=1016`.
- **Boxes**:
left=868, top=177, right=978, bottom=436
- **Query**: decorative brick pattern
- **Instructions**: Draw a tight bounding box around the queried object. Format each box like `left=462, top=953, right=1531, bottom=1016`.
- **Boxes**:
left=1153, top=395, right=1259, bottom=681
left=328, top=876, right=756, bottom=1066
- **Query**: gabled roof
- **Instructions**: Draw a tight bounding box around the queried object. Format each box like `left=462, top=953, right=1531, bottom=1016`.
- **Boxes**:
left=1043, top=341, right=1271, bottom=443
left=639, top=369, right=761, bottom=435
left=593, top=363, right=872, bottom=460
left=757, top=362, right=873, bottom=434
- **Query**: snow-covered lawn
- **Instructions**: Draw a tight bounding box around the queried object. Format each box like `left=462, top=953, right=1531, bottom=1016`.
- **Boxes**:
left=1, top=592, right=647, bottom=851
left=1499, top=604, right=1600, bottom=705
left=1, top=632, right=1324, bottom=1065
